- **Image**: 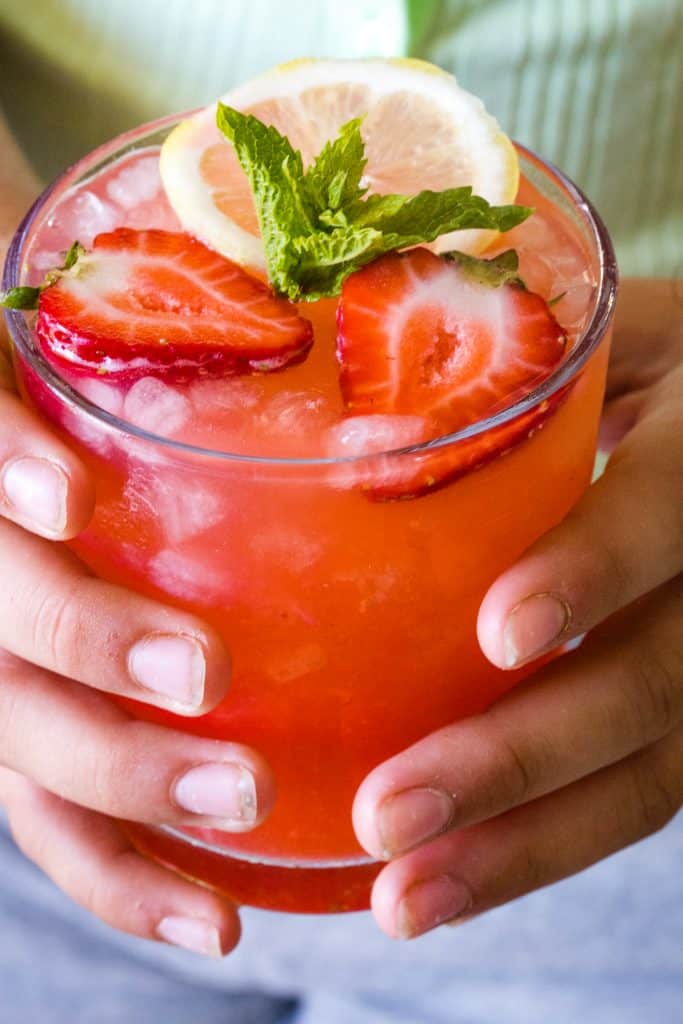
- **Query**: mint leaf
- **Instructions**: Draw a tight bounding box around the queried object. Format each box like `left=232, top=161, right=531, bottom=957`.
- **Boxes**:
left=1, top=241, right=87, bottom=311
left=305, top=117, right=367, bottom=213
left=0, top=286, right=42, bottom=310
left=444, top=248, right=526, bottom=289
left=216, top=103, right=315, bottom=296
left=216, top=105, right=532, bottom=300
left=351, top=189, right=530, bottom=238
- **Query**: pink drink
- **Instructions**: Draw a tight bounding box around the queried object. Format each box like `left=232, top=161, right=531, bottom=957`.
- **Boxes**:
left=6, top=121, right=616, bottom=911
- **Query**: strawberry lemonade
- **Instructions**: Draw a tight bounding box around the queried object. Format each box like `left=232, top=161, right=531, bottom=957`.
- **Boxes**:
left=2, top=60, right=616, bottom=912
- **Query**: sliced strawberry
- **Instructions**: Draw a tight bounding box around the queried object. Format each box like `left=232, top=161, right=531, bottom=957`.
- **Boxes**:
left=36, top=228, right=313, bottom=381
left=336, top=247, right=568, bottom=499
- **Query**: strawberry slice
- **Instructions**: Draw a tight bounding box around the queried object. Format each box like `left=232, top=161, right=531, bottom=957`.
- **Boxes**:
left=336, top=247, right=568, bottom=499
left=36, top=228, right=313, bottom=381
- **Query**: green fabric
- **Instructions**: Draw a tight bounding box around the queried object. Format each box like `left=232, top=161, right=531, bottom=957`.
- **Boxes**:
left=1, top=0, right=681, bottom=275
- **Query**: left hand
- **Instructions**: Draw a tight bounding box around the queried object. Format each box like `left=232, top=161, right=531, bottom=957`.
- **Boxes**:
left=353, top=278, right=683, bottom=939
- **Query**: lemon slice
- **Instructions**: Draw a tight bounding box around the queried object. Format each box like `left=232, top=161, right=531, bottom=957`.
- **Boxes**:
left=160, top=58, right=519, bottom=272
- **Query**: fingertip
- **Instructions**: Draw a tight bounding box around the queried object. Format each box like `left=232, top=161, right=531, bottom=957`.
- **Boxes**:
left=234, top=745, right=277, bottom=825
left=156, top=902, right=242, bottom=958
left=195, top=626, right=233, bottom=714
left=0, top=450, right=95, bottom=541
left=476, top=587, right=508, bottom=669
left=60, top=458, right=97, bottom=538
left=370, top=862, right=405, bottom=940
left=0, top=388, right=97, bottom=538
left=352, top=775, right=387, bottom=860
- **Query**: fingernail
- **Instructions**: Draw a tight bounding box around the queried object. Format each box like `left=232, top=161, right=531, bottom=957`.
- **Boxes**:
left=1, top=456, right=68, bottom=534
left=396, top=875, right=472, bottom=939
left=173, top=762, right=257, bottom=828
left=128, top=632, right=206, bottom=708
left=378, top=787, right=454, bottom=857
left=156, top=915, right=224, bottom=957
left=503, top=593, right=571, bottom=668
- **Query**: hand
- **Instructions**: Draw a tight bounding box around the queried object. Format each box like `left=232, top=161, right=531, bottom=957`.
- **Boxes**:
left=353, top=278, right=683, bottom=939
left=0, top=324, right=275, bottom=958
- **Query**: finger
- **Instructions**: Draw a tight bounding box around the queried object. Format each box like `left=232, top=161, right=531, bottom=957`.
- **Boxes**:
left=605, top=278, right=682, bottom=401
left=0, top=386, right=95, bottom=538
left=354, top=580, right=682, bottom=859
left=370, top=725, right=682, bottom=940
left=0, top=342, right=14, bottom=389
left=0, top=519, right=232, bottom=714
left=0, top=649, right=276, bottom=831
left=0, top=768, right=241, bottom=956
left=477, top=380, right=683, bottom=668
left=598, top=390, right=647, bottom=453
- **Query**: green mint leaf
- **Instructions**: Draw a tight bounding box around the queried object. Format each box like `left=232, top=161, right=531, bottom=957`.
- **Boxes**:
left=216, top=105, right=533, bottom=300
left=444, top=248, right=527, bottom=289
left=0, top=286, right=42, bottom=310
left=216, top=103, right=316, bottom=296
left=305, top=117, right=367, bottom=213
left=350, top=189, right=531, bottom=239
left=292, top=225, right=385, bottom=300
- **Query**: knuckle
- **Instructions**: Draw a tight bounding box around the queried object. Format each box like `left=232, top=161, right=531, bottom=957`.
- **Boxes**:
left=29, top=578, right=86, bottom=678
left=628, top=758, right=680, bottom=839
left=6, top=786, right=52, bottom=862
left=480, top=719, right=537, bottom=808
left=628, top=642, right=683, bottom=745
left=596, top=534, right=632, bottom=609
left=0, top=680, right=22, bottom=767
left=517, top=839, right=546, bottom=892
left=85, top=720, right=161, bottom=820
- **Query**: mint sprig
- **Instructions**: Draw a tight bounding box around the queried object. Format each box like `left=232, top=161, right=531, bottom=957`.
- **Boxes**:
left=217, top=105, right=532, bottom=301
left=1, top=241, right=85, bottom=310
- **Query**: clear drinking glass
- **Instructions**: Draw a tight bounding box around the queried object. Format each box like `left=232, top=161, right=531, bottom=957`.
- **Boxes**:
left=2, top=116, right=617, bottom=913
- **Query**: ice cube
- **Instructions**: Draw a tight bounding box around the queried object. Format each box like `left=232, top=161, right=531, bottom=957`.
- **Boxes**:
left=124, top=466, right=228, bottom=544
left=325, top=415, right=431, bottom=491
left=75, top=377, right=125, bottom=417
left=57, top=190, right=120, bottom=246
left=106, top=155, right=162, bottom=206
left=325, top=415, right=429, bottom=456
left=190, top=378, right=264, bottom=416
left=257, top=389, right=337, bottom=455
left=148, top=548, right=236, bottom=605
left=61, top=406, right=117, bottom=459
left=123, top=377, right=192, bottom=437
left=249, top=525, right=322, bottom=571
left=30, top=248, right=68, bottom=275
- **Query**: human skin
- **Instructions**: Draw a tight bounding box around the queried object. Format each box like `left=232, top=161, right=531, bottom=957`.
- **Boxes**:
left=1, top=112, right=681, bottom=953
left=353, top=277, right=683, bottom=938
left=0, top=112, right=276, bottom=958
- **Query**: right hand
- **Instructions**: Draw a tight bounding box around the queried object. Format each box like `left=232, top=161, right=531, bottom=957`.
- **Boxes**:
left=0, top=328, right=276, bottom=958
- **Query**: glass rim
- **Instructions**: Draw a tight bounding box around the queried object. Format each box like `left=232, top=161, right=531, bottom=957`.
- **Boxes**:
left=2, top=116, right=618, bottom=468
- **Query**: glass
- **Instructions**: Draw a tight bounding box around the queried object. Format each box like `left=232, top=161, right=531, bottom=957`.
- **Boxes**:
left=2, top=116, right=617, bottom=913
